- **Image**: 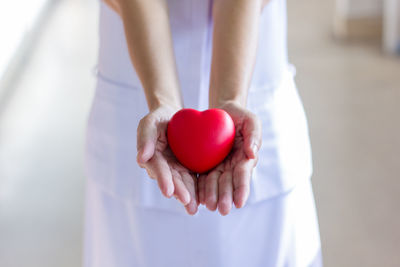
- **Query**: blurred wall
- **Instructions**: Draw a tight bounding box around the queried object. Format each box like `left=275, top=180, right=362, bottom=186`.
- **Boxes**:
left=383, top=0, right=400, bottom=53
left=334, top=0, right=383, bottom=39
left=0, top=0, right=55, bottom=98
left=337, top=0, right=383, bottom=17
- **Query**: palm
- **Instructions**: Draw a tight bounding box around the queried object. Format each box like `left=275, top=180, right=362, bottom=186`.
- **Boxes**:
left=198, top=102, right=261, bottom=216
left=224, top=130, right=247, bottom=170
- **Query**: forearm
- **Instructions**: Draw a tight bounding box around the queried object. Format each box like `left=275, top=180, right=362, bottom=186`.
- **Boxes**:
left=209, top=0, right=265, bottom=108
left=114, top=0, right=182, bottom=111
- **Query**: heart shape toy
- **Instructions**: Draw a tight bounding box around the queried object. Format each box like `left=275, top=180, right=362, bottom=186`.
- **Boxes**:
left=167, top=108, right=235, bottom=173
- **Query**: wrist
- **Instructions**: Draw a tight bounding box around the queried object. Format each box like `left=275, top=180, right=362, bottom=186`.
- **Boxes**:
left=209, top=84, right=248, bottom=109
left=209, top=98, right=246, bottom=110
left=147, top=90, right=183, bottom=112
left=148, top=100, right=182, bottom=113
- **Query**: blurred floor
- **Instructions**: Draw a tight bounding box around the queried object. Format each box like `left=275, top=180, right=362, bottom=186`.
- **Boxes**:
left=288, top=0, right=400, bottom=266
left=0, top=0, right=399, bottom=267
left=0, top=0, right=98, bottom=266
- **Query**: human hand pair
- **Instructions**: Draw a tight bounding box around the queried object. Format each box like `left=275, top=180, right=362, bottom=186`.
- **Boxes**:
left=137, top=103, right=262, bottom=216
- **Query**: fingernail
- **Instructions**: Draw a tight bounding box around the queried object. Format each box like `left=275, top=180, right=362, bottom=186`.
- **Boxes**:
left=167, top=188, right=174, bottom=198
left=251, top=144, right=258, bottom=155
left=164, top=187, right=173, bottom=198
left=177, top=196, right=189, bottom=205
left=183, top=195, right=191, bottom=205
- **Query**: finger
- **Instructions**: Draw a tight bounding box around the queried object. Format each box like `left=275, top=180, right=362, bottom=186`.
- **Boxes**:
left=181, top=172, right=199, bottom=215
left=145, top=151, right=174, bottom=198
left=205, top=170, right=220, bottom=211
left=233, top=158, right=256, bottom=208
left=136, top=116, right=158, bottom=165
left=217, top=171, right=233, bottom=216
left=171, top=169, right=190, bottom=205
left=242, top=114, right=262, bottom=159
left=198, top=174, right=207, bottom=205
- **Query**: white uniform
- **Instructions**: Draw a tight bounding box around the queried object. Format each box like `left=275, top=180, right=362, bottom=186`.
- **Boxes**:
left=84, top=0, right=322, bottom=266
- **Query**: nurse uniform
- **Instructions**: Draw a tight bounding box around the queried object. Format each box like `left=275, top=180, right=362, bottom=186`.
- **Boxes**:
left=84, top=0, right=323, bottom=266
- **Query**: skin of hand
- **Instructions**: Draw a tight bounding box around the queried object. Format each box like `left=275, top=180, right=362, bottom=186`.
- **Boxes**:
left=109, top=0, right=199, bottom=214
left=200, top=0, right=270, bottom=215
left=137, top=105, right=199, bottom=215
left=198, top=101, right=262, bottom=215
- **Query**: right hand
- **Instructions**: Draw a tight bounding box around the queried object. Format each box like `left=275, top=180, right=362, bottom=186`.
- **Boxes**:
left=136, top=106, right=199, bottom=215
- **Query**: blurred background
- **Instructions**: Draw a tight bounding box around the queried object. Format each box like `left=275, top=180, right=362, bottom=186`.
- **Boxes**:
left=0, top=0, right=399, bottom=266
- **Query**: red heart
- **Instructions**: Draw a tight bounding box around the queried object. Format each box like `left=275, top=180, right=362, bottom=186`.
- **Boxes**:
left=167, top=108, right=235, bottom=173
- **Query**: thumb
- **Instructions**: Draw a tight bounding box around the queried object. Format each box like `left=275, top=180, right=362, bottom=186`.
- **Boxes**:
left=137, top=116, right=158, bottom=165
left=242, top=114, right=262, bottom=159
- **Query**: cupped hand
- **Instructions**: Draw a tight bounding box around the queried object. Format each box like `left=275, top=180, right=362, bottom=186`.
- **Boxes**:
left=198, top=101, right=262, bottom=216
left=136, top=106, right=199, bottom=215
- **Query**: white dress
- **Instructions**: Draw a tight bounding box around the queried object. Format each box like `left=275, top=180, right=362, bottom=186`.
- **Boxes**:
left=84, top=0, right=322, bottom=266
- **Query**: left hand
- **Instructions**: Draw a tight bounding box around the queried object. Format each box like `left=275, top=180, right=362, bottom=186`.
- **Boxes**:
left=198, top=101, right=262, bottom=215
